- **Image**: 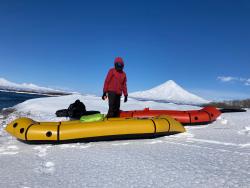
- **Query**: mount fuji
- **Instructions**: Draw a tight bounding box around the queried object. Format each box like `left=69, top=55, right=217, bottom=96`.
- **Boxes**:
left=130, top=80, right=209, bottom=105
left=0, top=78, right=72, bottom=96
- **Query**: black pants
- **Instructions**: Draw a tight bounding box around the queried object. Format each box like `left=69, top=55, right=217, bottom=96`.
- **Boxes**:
left=107, top=92, right=121, bottom=118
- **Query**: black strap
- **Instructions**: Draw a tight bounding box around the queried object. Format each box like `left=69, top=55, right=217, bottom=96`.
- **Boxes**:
left=57, top=122, right=61, bottom=142
left=187, top=112, right=192, bottom=124
left=201, top=110, right=211, bottom=122
left=25, top=123, right=35, bottom=141
left=161, top=117, right=171, bottom=133
left=150, top=119, right=157, bottom=134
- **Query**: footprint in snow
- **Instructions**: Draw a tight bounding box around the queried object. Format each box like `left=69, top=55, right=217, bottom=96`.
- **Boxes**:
left=34, top=161, right=55, bottom=175
left=33, top=145, right=52, bottom=158
left=220, top=118, right=228, bottom=125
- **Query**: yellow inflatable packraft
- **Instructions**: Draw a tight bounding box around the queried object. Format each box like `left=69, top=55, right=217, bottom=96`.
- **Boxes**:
left=5, top=115, right=185, bottom=143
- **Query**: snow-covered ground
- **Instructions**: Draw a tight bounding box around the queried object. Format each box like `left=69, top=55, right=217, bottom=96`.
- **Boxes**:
left=0, top=94, right=249, bottom=188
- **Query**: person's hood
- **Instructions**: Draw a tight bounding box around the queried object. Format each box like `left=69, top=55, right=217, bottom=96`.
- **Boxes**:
left=114, top=57, right=124, bottom=67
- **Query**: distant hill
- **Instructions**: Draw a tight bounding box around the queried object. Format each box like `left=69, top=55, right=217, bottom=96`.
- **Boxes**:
left=130, top=80, right=209, bottom=105
left=0, top=78, right=73, bottom=96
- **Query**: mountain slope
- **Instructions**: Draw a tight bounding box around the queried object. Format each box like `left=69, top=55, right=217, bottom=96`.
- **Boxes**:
left=130, top=80, right=209, bottom=105
left=0, top=78, right=71, bottom=95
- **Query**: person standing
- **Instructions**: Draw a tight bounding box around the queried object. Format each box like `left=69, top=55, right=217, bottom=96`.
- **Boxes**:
left=102, top=57, right=128, bottom=118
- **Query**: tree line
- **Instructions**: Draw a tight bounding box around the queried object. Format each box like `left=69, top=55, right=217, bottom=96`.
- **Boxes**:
left=206, top=99, right=250, bottom=108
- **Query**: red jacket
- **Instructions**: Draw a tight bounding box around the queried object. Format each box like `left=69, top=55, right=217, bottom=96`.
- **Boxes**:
left=103, top=68, right=128, bottom=96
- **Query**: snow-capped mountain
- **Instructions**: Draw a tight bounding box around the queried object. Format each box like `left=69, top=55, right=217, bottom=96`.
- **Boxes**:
left=130, top=80, right=209, bottom=105
left=0, top=78, right=71, bottom=95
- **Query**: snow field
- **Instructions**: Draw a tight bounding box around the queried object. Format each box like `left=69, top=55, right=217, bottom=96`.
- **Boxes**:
left=0, top=94, right=249, bottom=188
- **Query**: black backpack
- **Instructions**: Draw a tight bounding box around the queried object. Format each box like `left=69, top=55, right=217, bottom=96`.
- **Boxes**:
left=67, top=100, right=86, bottom=119
left=55, top=99, right=100, bottom=119
left=55, top=99, right=86, bottom=119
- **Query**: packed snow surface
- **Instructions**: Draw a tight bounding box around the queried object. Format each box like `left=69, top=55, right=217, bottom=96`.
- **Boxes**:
left=130, top=80, right=209, bottom=105
left=0, top=77, right=70, bottom=95
left=0, top=94, right=249, bottom=188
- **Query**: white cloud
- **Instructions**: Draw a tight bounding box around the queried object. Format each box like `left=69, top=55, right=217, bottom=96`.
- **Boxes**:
left=239, top=78, right=246, bottom=82
left=244, top=79, right=250, bottom=86
left=218, top=76, right=250, bottom=86
left=217, top=76, right=237, bottom=82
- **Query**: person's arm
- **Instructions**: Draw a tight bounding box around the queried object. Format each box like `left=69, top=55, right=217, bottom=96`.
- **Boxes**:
left=102, top=69, right=113, bottom=99
left=122, top=74, right=128, bottom=102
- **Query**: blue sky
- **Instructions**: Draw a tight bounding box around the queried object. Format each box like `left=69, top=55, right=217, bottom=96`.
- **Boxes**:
left=0, top=0, right=249, bottom=100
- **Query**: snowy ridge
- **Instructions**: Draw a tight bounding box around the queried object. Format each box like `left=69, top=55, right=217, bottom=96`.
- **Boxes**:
left=130, top=80, right=209, bottom=105
left=0, top=78, right=72, bottom=95
left=11, top=94, right=198, bottom=121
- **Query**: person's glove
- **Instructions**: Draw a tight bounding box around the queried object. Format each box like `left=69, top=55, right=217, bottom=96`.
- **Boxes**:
left=102, top=92, right=107, bottom=100
left=124, top=95, right=128, bottom=103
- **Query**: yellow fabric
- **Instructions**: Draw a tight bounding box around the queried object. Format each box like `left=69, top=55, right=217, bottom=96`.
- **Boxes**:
left=5, top=116, right=185, bottom=142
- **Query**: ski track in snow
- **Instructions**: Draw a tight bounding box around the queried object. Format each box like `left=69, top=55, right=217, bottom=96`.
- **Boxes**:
left=0, top=95, right=250, bottom=187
